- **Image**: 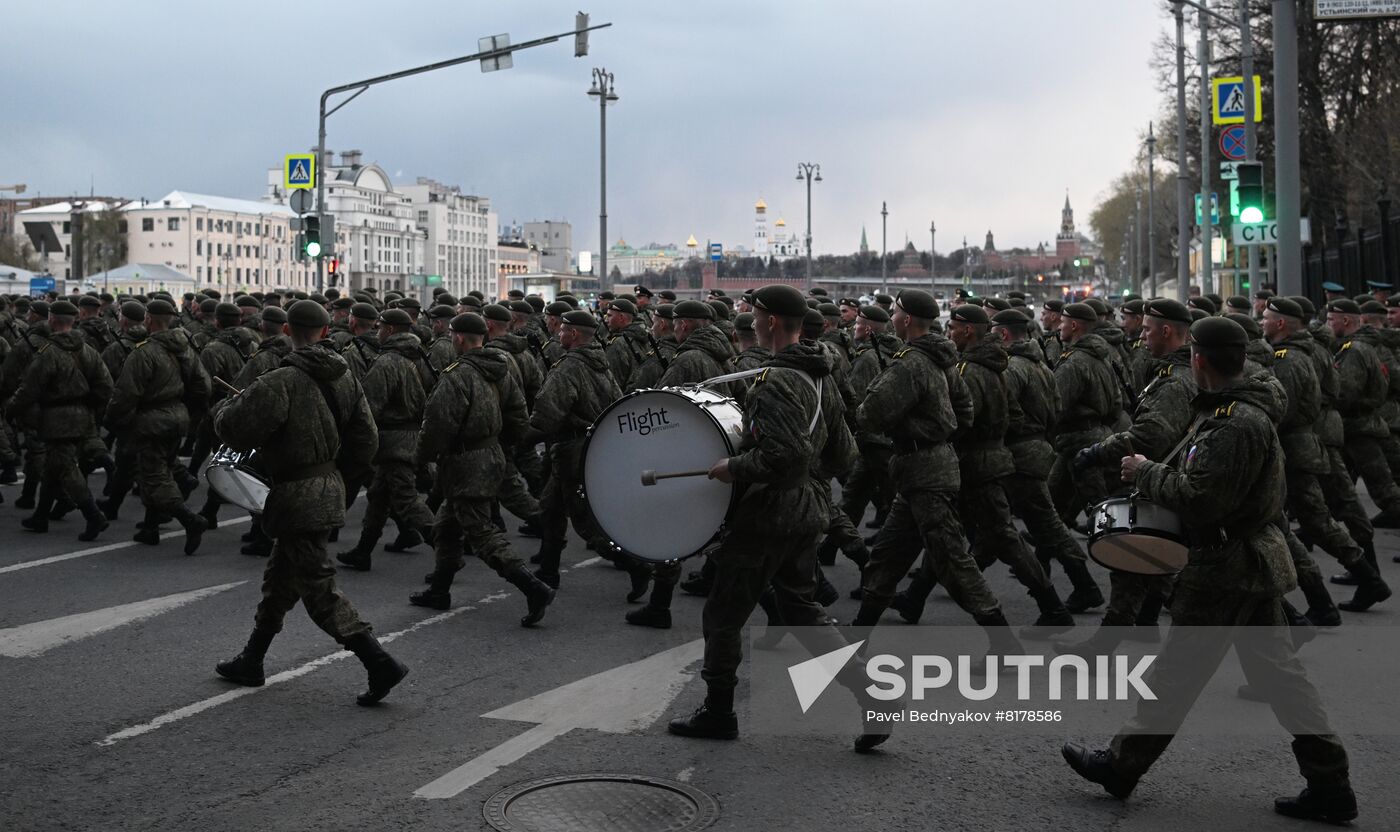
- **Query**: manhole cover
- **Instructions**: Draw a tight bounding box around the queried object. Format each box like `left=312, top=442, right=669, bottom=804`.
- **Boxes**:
left=483, top=773, right=720, bottom=832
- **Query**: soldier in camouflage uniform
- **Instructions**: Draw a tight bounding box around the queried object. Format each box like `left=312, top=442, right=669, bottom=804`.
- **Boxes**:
left=336, top=309, right=437, bottom=571
left=1119, top=298, right=1151, bottom=391
left=214, top=301, right=408, bottom=707
left=184, top=303, right=257, bottom=523
left=3, top=302, right=52, bottom=509
left=1064, top=316, right=1360, bottom=827
left=1040, top=299, right=1065, bottom=366
left=408, top=313, right=556, bottom=625
left=8, top=301, right=113, bottom=541
left=232, top=307, right=293, bottom=389
left=496, top=301, right=549, bottom=500
left=603, top=298, right=650, bottom=390
left=104, top=299, right=210, bottom=552
left=338, top=303, right=380, bottom=381
left=991, top=308, right=1103, bottom=613
left=477, top=305, right=544, bottom=536
left=76, top=295, right=114, bottom=353
left=327, top=297, right=354, bottom=350
left=670, top=284, right=893, bottom=751
left=96, top=302, right=148, bottom=518
left=424, top=305, right=457, bottom=371
left=732, top=312, right=772, bottom=372
left=538, top=301, right=570, bottom=366
left=851, top=292, right=1023, bottom=657
left=625, top=304, right=678, bottom=392
left=1356, top=299, right=1400, bottom=527
left=1047, top=302, right=1123, bottom=527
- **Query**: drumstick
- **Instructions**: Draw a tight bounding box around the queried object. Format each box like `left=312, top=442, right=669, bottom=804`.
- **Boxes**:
left=640, top=468, right=712, bottom=486
left=213, top=376, right=243, bottom=396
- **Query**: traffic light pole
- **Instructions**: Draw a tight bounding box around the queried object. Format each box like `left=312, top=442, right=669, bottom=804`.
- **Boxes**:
left=1273, top=0, right=1302, bottom=297
left=1173, top=2, right=1191, bottom=302
left=1198, top=0, right=1212, bottom=296
left=1240, top=0, right=1259, bottom=293
left=310, top=19, right=613, bottom=291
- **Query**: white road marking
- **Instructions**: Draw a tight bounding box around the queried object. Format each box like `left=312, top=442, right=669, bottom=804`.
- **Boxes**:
left=95, top=558, right=598, bottom=747
left=0, top=516, right=253, bottom=575
left=676, top=767, right=694, bottom=782
left=414, top=638, right=704, bottom=799
left=572, top=556, right=603, bottom=568
left=0, top=581, right=246, bottom=658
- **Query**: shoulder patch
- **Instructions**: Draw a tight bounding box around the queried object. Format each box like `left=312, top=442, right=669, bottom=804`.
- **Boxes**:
left=1341, top=341, right=1354, bottom=351
left=1274, top=348, right=1288, bottom=359
left=1214, top=400, right=1238, bottom=418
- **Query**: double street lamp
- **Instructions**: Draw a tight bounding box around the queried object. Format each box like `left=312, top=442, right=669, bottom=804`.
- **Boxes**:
left=588, top=68, right=618, bottom=287
left=796, top=162, right=821, bottom=291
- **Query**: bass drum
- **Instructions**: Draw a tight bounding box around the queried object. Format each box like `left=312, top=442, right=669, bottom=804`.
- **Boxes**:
left=582, top=387, right=744, bottom=563
left=1087, top=494, right=1188, bottom=576
left=205, top=445, right=271, bottom=513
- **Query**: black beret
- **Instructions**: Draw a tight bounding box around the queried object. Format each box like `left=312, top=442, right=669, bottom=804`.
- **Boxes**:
left=1121, top=293, right=1143, bottom=302
left=331, top=297, right=354, bottom=310
left=734, top=311, right=755, bottom=331
left=436, top=293, right=459, bottom=308
left=1187, top=296, right=1218, bottom=315
left=950, top=304, right=990, bottom=325
left=1387, top=296, right=1400, bottom=309
left=467, top=290, right=483, bottom=300
left=1206, top=293, right=1224, bottom=308
left=450, top=313, right=487, bottom=335
left=120, top=301, right=147, bottom=322
left=1144, top=298, right=1192, bottom=325
left=199, top=298, right=219, bottom=315
left=858, top=305, right=890, bottom=324
left=181, top=292, right=195, bottom=301
left=806, top=298, right=820, bottom=310
left=1043, top=300, right=1064, bottom=312
left=839, top=297, right=861, bottom=309
left=983, top=297, right=1011, bottom=312
left=460, top=295, right=484, bottom=309
left=507, top=289, right=525, bottom=299
left=599, top=291, right=616, bottom=300
left=873, top=293, right=894, bottom=305
left=30, top=300, right=50, bottom=316
left=895, top=289, right=940, bottom=320
left=817, top=302, right=841, bottom=318
left=708, top=300, right=732, bottom=321
left=1189, top=308, right=1210, bottom=322
left=654, top=303, right=676, bottom=320
left=1191, top=315, right=1247, bottom=348
left=146, top=299, right=177, bottom=316
left=235, top=296, right=260, bottom=309
left=634, top=285, right=653, bottom=298
left=1006, top=291, right=1027, bottom=300
left=260, top=306, right=288, bottom=325
left=287, top=299, right=330, bottom=328
left=1225, top=312, right=1263, bottom=339
left=1266, top=297, right=1304, bottom=320
left=991, top=309, right=1031, bottom=328
left=809, top=287, right=829, bottom=297
left=1353, top=294, right=1372, bottom=305
left=609, top=298, right=637, bottom=316
left=1062, top=302, right=1097, bottom=323
left=77, top=295, right=101, bottom=309
left=616, top=293, right=638, bottom=305
left=1361, top=300, right=1387, bottom=315
left=309, top=294, right=328, bottom=305
left=50, top=299, right=79, bottom=316
left=674, top=300, right=715, bottom=320
left=351, top=302, right=379, bottom=321
left=509, top=300, right=534, bottom=315
left=526, top=296, right=544, bottom=312
left=380, top=308, right=413, bottom=327
left=1291, top=296, right=1316, bottom=316
left=1327, top=299, right=1361, bottom=315
left=1226, top=295, right=1251, bottom=311
left=803, top=308, right=826, bottom=332
left=397, top=297, right=422, bottom=310
left=482, top=304, right=513, bottom=323
left=544, top=301, right=572, bottom=316
left=1121, top=299, right=1146, bottom=315
left=562, top=310, right=599, bottom=329
left=428, top=304, right=456, bottom=320
left=1084, top=297, right=1111, bottom=317
left=1253, top=289, right=1275, bottom=300
left=325, top=289, right=341, bottom=300
left=215, top=302, right=243, bottom=322
left=752, top=284, right=809, bottom=318
left=658, top=290, right=677, bottom=301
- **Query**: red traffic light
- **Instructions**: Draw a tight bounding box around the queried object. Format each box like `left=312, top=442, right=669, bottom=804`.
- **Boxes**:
left=327, top=257, right=339, bottom=275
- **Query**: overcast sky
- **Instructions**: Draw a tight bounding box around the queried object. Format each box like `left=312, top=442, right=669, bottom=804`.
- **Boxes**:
left=4, top=1, right=1164, bottom=257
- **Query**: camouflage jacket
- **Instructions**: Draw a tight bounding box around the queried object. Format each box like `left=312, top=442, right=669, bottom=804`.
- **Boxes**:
left=530, top=341, right=620, bottom=441
left=106, top=328, right=209, bottom=439
left=328, top=322, right=353, bottom=351
left=1041, top=330, right=1064, bottom=366
left=427, top=334, right=457, bottom=374
left=493, top=331, right=544, bottom=407
left=857, top=333, right=966, bottom=494
left=954, top=333, right=1016, bottom=484
left=734, top=344, right=772, bottom=374
left=627, top=334, right=678, bottom=392
left=417, top=348, right=527, bottom=499
left=658, top=324, right=739, bottom=396
left=100, top=327, right=147, bottom=383
left=604, top=322, right=651, bottom=391
left=1134, top=377, right=1295, bottom=599
left=233, top=334, right=294, bottom=390
left=1099, top=345, right=1196, bottom=462
left=362, top=332, right=433, bottom=464
left=0, top=322, right=49, bottom=402
left=78, top=316, right=115, bottom=352
left=1004, top=339, right=1060, bottom=478
left=1268, top=332, right=1328, bottom=474
left=848, top=333, right=903, bottom=448
left=818, top=328, right=854, bottom=370
left=339, top=335, right=380, bottom=381
left=1333, top=326, right=1390, bottom=439
left=200, top=327, right=257, bottom=405
left=213, top=344, right=377, bottom=536
left=1353, top=326, right=1400, bottom=432
left=1053, top=332, right=1123, bottom=451
left=8, top=330, right=114, bottom=440
left=729, top=343, right=855, bottom=538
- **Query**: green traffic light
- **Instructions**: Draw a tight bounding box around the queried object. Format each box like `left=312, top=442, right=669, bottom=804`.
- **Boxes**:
left=305, top=240, right=322, bottom=258
left=1240, top=206, right=1264, bottom=224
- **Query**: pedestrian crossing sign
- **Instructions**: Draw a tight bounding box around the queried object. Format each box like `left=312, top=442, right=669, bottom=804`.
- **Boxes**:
left=284, top=153, right=316, bottom=190
left=1211, top=76, right=1263, bottom=125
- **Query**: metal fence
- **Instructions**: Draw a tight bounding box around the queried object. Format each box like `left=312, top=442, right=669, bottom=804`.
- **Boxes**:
left=1303, top=204, right=1398, bottom=299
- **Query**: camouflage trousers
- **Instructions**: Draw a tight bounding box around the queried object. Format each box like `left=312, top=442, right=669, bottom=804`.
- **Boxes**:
left=539, top=440, right=608, bottom=550
left=498, top=456, right=541, bottom=524
left=862, top=488, right=1001, bottom=619
left=1286, top=467, right=1363, bottom=569
left=1344, top=434, right=1400, bottom=515
left=1109, top=590, right=1348, bottom=788
left=0, top=417, right=16, bottom=467
left=1318, top=445, right=1373, bottom=546
left=126, top=432, right=186, bottom=514
left=515, top=444, right=546, bottom=499
left=1102, top=572, right=1173, bottom=626
left=839, top=445, right=894, bottom=525
left=963, top=478, right=1054, bottom=596
left=701, top=530, right=846, bottom=693
left=1048, top=451, right=1112, bottom=524
left=1002, top=472, right=1087, bottom=565
left=433, top=494, right=525, bottom=579
left=254, top=530, right=370, bottom=642
left=39, top=439, right=92, bottom=504
left=362, top=460, right=434, bottom=538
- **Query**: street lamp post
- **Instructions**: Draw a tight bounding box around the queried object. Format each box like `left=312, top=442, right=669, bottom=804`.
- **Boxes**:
left=929, top=220, right=936, bottom=295
left=880, top=201, right=888, bottom=294
left=1146, top=122, right=1157, bottom=297
left=796, top=162, right=821, bottom=292
left=588, top=68, right=618, bottom=289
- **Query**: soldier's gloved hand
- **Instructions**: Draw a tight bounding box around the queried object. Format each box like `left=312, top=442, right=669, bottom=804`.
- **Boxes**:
left=1073, top=444, right=1101, bottom=472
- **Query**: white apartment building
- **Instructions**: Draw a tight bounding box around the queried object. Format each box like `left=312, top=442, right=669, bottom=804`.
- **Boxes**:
left=12, top=200, right=122, bottom=281
left=264, top=150, right=425, bottom=295
left=400, top=177, right=498, bottom=300
left=523, top=220, right=573, bottom=274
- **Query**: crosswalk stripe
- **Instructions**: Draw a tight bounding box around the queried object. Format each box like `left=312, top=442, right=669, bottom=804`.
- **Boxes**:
left=0, top=516, right=253, bottom=575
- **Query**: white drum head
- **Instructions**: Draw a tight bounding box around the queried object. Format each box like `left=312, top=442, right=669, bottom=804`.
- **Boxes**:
left=1088, top=533, right=1188, bottom=576
left=583, top=389, right=740, bottom=562
left=206, top=466, right=269, bottom=514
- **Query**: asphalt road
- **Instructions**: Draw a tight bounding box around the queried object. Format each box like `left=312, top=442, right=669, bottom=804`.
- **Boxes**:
left=2, top=472, right=1397, bottom=832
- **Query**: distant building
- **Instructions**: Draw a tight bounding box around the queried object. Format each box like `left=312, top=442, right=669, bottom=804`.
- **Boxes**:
left=524, top=220, right=572, bottom=273
left=753, top=198, right=769, bottom=257
left=401, top=177, right=498, bottom=300
left=980, top=193, right=1099, bottom=275
left=606, top=238, right=684, bottom=277
left=497, top=238, right=541, bottom=278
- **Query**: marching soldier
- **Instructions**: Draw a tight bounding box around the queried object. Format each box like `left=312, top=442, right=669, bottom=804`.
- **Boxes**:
left=603, top=298, right=650, bottom=388
left=76, top=295, right=114, bottom=352
left=1063, top=316, right=1360, bottom=826
left=425, top=304, right=458, bottom=371
left=1040, top=299, right=1065, bottom=365
left=339, top=303, right=381, bottom=381
left=733, top=312, right=771, bottom=372
left=327, top=297, right=355, bottom=349
left=626, top=303, right=678, bottom=391
left=409, top=313, right=556, bottom=625
left=1047, top=302, right=1123, bottom=529
left=213, top=300, right=408, bottom=707
left=185, top=302, right=257, bottom=524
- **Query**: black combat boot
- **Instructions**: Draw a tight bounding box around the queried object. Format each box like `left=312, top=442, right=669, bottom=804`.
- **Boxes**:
left=1020, top=586, right=1076, bottom=640
left=517, top=514, right=542, bottom=538
left=1337, top=558, right=1392, bottom=612
left=679, top=558, right=715, bottom=596
left=215, top=628, right=277, bottom=687
left=1125, top=592, right=1164, bottom=643
left=1061, top=743, right=1139, bottom=800
left=531, top=539, right=564, bottom=589
left=409, top=571, right=453, bottom=610
left=343, top=631, right=409, bottom=706
left=865, top=506, right=888, bottom=529
left=626, top=562, right=652, bottom=603
left=1062, top=559, right=1105, bottom=613
left=132, top=507, right=162, bottom=545
left=1329, top=540, right=1373, bottom=586
left=14, top=474, right=37, bottom=509
left=98, top=490, right=126, bottom=521
left=1274, top=784, right=1358, bottom=824
left=20, top=486, right=54, bottom=533
left=815, top=534, right=840, bottom=567
left=49, top=495, right=75, bottom=520
left=505, top=566, right=556, bottom=627
left=383, top=526, right=423, bottom=553
left=77, top=498, right=108, bottom=542
left=851, top=598, right=888, bottom=628
left=241, top=523, right=273, bottom=556
left=626, top=580, right=674, bottom=629
left=0, top=465, right=16, bottom=484
left=814, top=566, right=840, bottom=607
left=1298, top=565, right=1341, bottom=627
left=1054, top=614, right=1131, bottom=658
left=1370, top=509, right=1400, bottom=529
left=889, top=570, right=936, bottom=624
left=668, top=687, right=738, bottom=740
left=175, top=469, right=199, bottom=500
left=974, top=612, right=1026, bottom=674
left=175, top=508, right=208, bottom=555
left=839, top=661, right=902, bottom=753
left=336, top=530, right=379, bottom=572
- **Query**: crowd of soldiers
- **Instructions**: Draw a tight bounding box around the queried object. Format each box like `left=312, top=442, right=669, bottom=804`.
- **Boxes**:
left=2, top=272, right=1396, bottom=823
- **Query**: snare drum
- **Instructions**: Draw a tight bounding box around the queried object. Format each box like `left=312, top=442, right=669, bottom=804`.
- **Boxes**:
left=582, top=387, right=744, bottom=563
left=205, top=445, right=271, bottom=513
left=1087, top=494, right=1188, bottom=576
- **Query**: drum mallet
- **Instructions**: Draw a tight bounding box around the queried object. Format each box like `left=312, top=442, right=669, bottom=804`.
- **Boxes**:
left=640, top=468, right=712, bottom=486
left=213, top=376, right=243, bottom=396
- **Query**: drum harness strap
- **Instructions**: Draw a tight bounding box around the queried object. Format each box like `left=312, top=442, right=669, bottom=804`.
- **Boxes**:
left=694, top=367, right=823, bottom=435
